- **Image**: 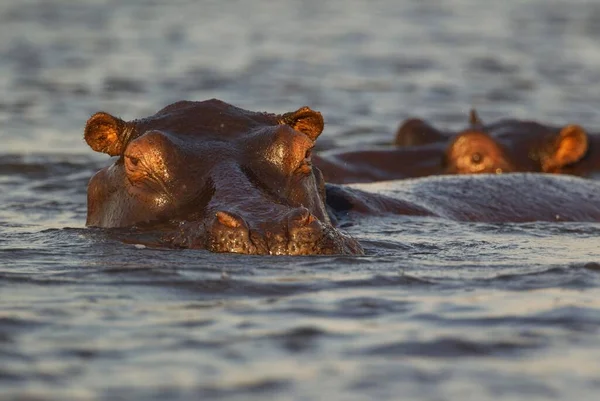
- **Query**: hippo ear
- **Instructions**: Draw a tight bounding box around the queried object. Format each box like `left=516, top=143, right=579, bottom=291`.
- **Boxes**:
left=84, top=112, right=130, bottom=156
left=281, top=107, right=324, bottom=141
left=469, top=108, right=484, bottom=127
left=542, top=124, right=588, bottom=172
left=394, top=118, right=445, bottom=147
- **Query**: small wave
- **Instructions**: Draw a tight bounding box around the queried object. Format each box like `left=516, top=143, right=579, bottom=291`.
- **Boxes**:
left=0, top=273, right=78, bottom=286
left=358, top=336, right=542, bottom=358
left=413, top=306, right=600, bottom=332
left=478, top=264, right=600, bottom=290
left=106, top=378, right=291, bottom=401
left=0, top=154, right=101, bottom=177
left=268, top=326, right=330, bottom=353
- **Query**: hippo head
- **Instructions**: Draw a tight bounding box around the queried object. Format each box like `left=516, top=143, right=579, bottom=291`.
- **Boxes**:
left=84, top=99, right=362, bottom=255
left=397, top=109, right=590, bottom=175
left=464, top=110, right=589, bottom=174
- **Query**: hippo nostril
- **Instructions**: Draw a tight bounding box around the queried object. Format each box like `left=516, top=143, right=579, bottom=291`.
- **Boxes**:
left=215, top=211, right=244, bottom=228
left=209, top=211, right=258, bottom=254
left=287, top=207, right=317, bottom=227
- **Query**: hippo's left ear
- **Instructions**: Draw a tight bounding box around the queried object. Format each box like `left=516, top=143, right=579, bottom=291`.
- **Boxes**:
left=280, top=107, right=324, bottom=141
left=542, top=124, right=589, bottom=172
left=84, top=112, right=131, bottom=156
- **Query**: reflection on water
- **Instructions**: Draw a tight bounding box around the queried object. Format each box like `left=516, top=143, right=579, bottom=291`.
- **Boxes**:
left=1, top=1, right=600, bottom=400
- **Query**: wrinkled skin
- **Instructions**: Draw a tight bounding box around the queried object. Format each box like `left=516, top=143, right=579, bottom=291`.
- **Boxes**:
left=85, top=99, right=362, bottom=255
left=394, top=110, right=599, bottom=176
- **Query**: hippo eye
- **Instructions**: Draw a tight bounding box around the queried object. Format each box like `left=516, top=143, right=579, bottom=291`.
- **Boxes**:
left=294, top=146, right=314, bottom=175
left=471, top=152, right=482, bottom=164
left=124, top=154, right=147, bottom=182
left=127, top=156, right=140, bottom=167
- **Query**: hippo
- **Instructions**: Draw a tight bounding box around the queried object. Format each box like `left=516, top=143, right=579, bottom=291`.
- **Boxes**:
left=85, top=99, right=600, bottom=256
left=84, top=99, right=363, bottom=255
left=393, top=110, right=599, bottom=177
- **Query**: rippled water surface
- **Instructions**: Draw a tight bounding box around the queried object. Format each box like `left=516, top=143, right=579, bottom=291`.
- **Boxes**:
left=1, top=1, right=600, bottom=400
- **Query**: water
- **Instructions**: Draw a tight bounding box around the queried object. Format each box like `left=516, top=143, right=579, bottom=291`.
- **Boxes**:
left=1, top=0, right=600, bottom=400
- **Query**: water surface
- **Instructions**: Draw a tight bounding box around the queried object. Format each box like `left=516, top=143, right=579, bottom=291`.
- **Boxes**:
left=1, top=1, right=600, bottom=400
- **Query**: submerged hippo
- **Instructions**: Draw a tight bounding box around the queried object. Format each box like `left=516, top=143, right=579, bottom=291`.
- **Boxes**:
left=85, top=99, right=363, bottom=255
left=85, top=100, right=600, bottom=255
left=393, top=110, right=599, bottom=176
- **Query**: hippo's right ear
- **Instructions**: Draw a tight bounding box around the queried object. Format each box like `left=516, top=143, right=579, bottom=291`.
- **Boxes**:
left=84, top=112, right=130, bottom=156
left=280, top=107, right=324, bottom=141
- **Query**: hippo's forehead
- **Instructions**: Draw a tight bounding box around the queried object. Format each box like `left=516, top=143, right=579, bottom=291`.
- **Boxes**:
left=133, top=99, right=280, bottom=141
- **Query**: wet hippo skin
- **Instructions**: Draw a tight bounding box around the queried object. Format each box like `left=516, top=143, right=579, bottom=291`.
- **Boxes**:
left=393, top=110, right=599, bottom=177
left=313, top=143, right=447, bottom=184
left=328, top=174, right=600, bottom=223
left=85, top=99, right=364, bottom=255
left=85, top=100, right=600, bottom=255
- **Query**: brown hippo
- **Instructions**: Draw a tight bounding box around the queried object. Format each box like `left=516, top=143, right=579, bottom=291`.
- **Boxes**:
left=85, top=99, right=600, bottom=256
left=84, top=99, right=364, bottom=255
left=393, top=110, right=598, bottom=176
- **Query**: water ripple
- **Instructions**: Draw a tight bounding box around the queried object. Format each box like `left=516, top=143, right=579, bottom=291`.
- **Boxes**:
left=2, top=0, right=600, bottom=400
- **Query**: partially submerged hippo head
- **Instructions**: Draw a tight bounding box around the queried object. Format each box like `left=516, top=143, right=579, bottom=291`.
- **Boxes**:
left=397, top=109, right=590, bottom=175
left=84, top=99, right=362, bottom=255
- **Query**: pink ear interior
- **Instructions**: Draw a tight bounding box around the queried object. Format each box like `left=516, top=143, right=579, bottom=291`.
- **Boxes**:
left=281, top=107, right=324, bottom=141
left=84, top=112, right=127, bottom=156
left=543, top=124, right=588, bottom=172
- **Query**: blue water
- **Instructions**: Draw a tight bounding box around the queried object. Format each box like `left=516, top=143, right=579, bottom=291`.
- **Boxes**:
left=1, top=1, right=600, bottom=400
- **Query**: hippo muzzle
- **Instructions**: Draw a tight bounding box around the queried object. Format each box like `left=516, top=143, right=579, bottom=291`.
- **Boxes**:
left=168, top=207, right=361, bottom=255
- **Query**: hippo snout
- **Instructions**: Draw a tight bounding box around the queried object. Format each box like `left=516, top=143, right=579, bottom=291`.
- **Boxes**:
left=169, top=207, right=361, bottom=255
left=209, top=207, right=339, bottom=255
left=286, top=207, right=324, bottom=249
left=208, top=211, right=258, bottom=254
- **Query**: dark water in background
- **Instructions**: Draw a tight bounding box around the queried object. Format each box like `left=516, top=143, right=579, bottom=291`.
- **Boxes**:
left=1, top=0, right=600, bottom=400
